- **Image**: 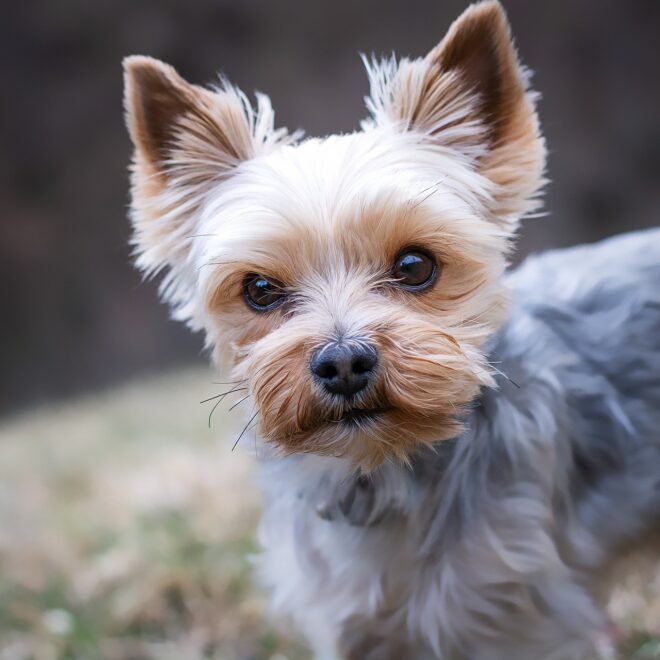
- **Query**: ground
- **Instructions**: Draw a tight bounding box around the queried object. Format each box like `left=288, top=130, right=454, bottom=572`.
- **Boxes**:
left=0, top=368, right=657, bottom=659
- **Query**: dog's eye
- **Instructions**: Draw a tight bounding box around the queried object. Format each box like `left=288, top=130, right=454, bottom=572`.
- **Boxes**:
left=243, top=273, right=287, bottom=311
left=392, top=249, right=438, bottom=290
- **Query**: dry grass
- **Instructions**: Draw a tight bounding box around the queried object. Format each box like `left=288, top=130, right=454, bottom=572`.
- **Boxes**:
left=0, top=368, right=657, bottom=659
left=0, top=368, right=308, bottom=660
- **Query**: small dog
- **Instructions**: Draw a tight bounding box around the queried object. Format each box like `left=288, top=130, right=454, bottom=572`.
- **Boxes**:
left=123, top=2, right=660, bottom=658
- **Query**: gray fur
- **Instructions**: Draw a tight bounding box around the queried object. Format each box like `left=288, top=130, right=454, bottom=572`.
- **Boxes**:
left=257, top=229, right=660, bottom=659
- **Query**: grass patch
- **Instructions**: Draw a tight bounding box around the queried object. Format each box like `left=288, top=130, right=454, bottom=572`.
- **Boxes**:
left=0, top=367, right=656, bottom=659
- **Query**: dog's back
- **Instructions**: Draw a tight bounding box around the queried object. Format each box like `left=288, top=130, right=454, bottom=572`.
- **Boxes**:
left=504, top=227, right=660, bottom=563
left=507, top=227, right=660, bottom=457
left=408, top=228, right=660, bottom=659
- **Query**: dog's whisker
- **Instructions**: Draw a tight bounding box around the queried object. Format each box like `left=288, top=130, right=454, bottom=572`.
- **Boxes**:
left=413, top=175, right=450, bottom=199
left=211, top=379, right=248, bottom=386
left=410, top=188, right=440, bottom=210
left=232, top=411, right=259, bottom=451
left=228, top=394, right=251, bottom=412
left=200, top=386, right=247, bottom=404
left=409, top=176, right=453, bottom=210
left=205, top=388, right=248, bottom=428
left=207, top=397, right=224, bottom=429
left=489, top=365, right=521, bottom=389
left=196, top=259, right=242, bottom=271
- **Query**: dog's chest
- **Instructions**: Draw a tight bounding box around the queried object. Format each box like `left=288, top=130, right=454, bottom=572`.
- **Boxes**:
left=255, top=464, right=428, bottom=631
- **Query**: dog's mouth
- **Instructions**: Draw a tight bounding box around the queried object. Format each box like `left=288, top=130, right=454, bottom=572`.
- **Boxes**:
left=335, top=407, right=391, bottom=426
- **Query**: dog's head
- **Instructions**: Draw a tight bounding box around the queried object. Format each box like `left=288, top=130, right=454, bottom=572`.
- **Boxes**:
left=123, top=1, right=545, bottom=468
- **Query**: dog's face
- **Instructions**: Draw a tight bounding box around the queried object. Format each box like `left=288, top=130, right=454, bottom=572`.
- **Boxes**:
left=123, top=1, right=545, bottom=467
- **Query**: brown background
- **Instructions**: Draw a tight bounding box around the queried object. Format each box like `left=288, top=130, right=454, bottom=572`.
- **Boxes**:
left=2, top=0, right=659, bottom=415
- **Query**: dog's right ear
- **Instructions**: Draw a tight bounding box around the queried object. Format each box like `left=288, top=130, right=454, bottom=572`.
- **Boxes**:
left=124, top=56, right=261, bottom=184
left=123, top=56, right=292, bottom=322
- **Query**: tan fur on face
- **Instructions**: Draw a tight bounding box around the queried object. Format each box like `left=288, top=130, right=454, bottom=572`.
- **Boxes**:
left=201, top=184, right=505, bottom=468
left=239, top=313, right=491, bottom=470
left=123, top=1, right=545, bottom=467
left=228, top=299, right=495, bottom=469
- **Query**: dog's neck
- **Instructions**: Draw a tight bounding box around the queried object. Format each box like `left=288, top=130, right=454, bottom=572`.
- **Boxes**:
left=256, top=328, right=524, bottom=529
left=255, top=295, right=576, bottom=531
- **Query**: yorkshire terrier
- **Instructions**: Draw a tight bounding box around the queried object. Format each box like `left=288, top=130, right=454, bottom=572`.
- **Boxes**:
left=123, top=2, right=660, bottom=658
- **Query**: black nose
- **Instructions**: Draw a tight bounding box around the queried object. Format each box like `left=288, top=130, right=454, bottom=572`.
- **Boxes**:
left=310, top=342, right=378, bottom=396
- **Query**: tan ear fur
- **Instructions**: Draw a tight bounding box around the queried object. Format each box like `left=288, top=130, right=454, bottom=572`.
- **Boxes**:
left=123, top=55, right=275, bottom=186
left=364, top=1, right=546, bottom=227
left=124, top=57, right=195, bottom=168
left=122, top=56, right=294, bottom=321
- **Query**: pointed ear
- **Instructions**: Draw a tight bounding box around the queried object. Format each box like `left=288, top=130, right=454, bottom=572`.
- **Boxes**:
left=363, top=1, right=545, bottom=227
left=123, top=56, right=264, bottom=183
left=123, top=56, right=293, bottom=322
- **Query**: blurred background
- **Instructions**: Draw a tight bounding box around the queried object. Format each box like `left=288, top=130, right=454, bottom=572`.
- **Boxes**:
left=2, top=0, right=660, bottom=414
left=1, top=1, right=659, bottom=658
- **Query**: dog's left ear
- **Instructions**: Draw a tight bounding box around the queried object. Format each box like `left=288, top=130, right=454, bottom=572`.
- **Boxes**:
left=363, top=0, right=545, bottom=228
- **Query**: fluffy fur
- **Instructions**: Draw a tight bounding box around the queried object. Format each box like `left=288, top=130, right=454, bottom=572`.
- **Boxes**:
left=123, top=2, right=660, bottom=657
left=256, top=230, right=660, bottom=659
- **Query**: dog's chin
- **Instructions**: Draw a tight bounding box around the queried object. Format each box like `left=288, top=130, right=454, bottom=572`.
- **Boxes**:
left=331, top=407, right=392, bottom=427
left=260, top=403, right=463, bottom=469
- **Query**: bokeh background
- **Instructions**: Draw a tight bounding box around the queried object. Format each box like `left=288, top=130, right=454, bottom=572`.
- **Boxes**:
left=1, top=1, right=659, bottom=658
left=3, top=0, right=660, bottom=414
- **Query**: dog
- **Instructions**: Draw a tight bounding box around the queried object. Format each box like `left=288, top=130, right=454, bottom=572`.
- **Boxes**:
left=122, top=2, right=660, bottom=657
